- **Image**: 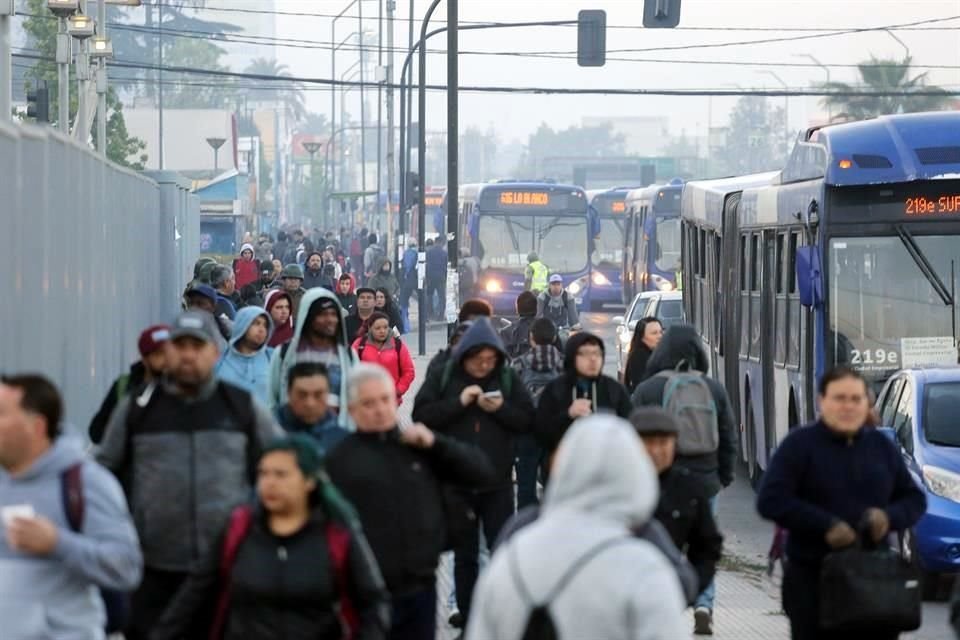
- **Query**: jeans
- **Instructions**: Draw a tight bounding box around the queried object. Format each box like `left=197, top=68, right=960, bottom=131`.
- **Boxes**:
left=425, top=278, right=444, bottom=319
left=446, top=534, right=489, bottom=613
left=515, top=434, right=542, bottom=509
left=390, top=585, right=437, bottom=640
left=694, top=495, right=719, bottom=611
left=453, top=486, right=515, bottom=621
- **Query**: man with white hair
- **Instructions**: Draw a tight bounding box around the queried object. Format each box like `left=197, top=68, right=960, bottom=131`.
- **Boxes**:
left=325, top=364, right=495, bottom=640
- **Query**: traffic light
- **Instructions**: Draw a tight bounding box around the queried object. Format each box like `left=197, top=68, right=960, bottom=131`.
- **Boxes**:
left=26, top=83, right=50, bottom=123
left=643, top=0, right=682, bottom=28
left=406, top=171, right=421, bottom=206
left=577, top=10, right=606, bottom=67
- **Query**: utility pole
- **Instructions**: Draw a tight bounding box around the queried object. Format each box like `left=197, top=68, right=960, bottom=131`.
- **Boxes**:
left=447, top=0, right=458, bottom=277
left=75, top=1, right=89, bottom=140
left=0, top=1, right=12, bottom=123
left=358, top=1, right=367, bottom=220
left=96, top=0, right=106, bottom=156
left=386, top=0, right=396, bottom=266
left=158, top=0, right=164, bottom=169
left=57, top=16, right=70, bottom=133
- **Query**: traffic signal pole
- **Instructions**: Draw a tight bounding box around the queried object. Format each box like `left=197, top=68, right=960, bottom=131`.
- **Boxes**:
left=0, top=1, right=12, bottom=123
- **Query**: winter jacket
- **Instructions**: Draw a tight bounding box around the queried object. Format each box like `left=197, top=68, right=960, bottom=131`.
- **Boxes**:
left=96, top=379, right=282, bottom=572
left=632, top=325, right=738, bottom=496
left=345, top=311, right=374, bottom=346
left=302, top=266, right=331, bottom=291
left=215, top=307, right=275, bottom=407
left=535, top=332, right=633, bottom=452
left=656, top=465, right=724, bottom=592
left=537, top=290, right=579, bottom=328
left=425, top=245, right=447, bottom=280
left=757, top=420, right=926, bottom=567
left=400, top=248, right=418, bottom=285
left=88, top=361, right=147, bottom=444
left=264, top=290, right=294, bottom=347
left=337, top=291, right=357, bottom=313
left=267, top=288, right=355, bottom=426
left=326, top=429, right=496, bottom=596
left=412, top=318, right=535, bottom=488
left=0, top=435, right=143, bottom=640
left=466, top=416, right=688, bottom=640
left=234, top=243, right=260, bottom=289
left=500, top=315, right=535, bottom=360
left=274, top=405, right=349, bottom=455
left=623, top=342, right=654, bottom=393
left=368, top=261, right=400, bottom=298
left=216, top=294, right=238, bottom=322
left=151, top=505, right=390, bottom=640
left=352, top=336, right=416, bottom=401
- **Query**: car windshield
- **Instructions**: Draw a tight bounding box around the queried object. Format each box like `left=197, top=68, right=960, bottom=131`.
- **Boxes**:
left=924, top=382, right=960, bottom=447
left=592, top=217, right=624, bottom=269
left=655, top=217, right=682, bottom=273
left=477, top=214, right=587, bottom=274
left=828, top=234, right=958, bottom=382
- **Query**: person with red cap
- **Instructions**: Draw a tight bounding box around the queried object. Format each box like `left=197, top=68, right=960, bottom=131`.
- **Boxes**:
left=88, top=324, right=171, bottom=444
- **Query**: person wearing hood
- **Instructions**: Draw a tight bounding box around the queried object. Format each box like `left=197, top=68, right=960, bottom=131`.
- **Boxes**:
left=264, top=290, right=295, bottom=348
left=233, top=243, right=260, bottom=290
left=215, top=307, right=275, bottom=407
left=335, top=273, right=357, bottom=311
left=0, top=374, right=143, bottom=639
left=368, top=258, right=399, bottom=298
left=268, top=288, right=354, bottom=426
left=412, top=317, right=534, bottom=625
left=632, top=324, right=737, bottom=632
left=466, top=416, right=688, bottom=640
left=89, top=324, right=170, bottom=444
left=303, top=251, right=329, bottom=290
left=535, top=332, right=633, bottom=455
left=623, top=317, right=664, bottom=393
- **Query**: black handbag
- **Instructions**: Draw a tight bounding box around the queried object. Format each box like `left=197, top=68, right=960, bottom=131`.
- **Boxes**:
left=819, top=542, right=922, bottom=632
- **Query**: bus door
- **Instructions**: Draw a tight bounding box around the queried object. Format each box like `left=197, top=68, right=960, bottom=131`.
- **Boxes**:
left=720, top=194, right=742, bottom=424
left=760, top=229, right=778, bottom=466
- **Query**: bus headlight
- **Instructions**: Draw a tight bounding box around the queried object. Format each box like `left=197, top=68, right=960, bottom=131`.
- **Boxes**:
left=484, top=279, right=503, bottom=293
left=568, top=281, right=582, bottom=295
left=592, top=271, right=611, bottom=286
left=651, top=274, right=674, bottom=291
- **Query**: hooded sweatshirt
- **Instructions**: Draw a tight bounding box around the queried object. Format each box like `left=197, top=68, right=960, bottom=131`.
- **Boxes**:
left=412, top=318, right=534, bottom=488
left=264, top=290, right=294, bottom=347
left=466, top=416, right=688, bottom=640
left=535, top=332, right=633, bottom=452
left=234, top=243, right=260, bottom=289
left=268, top=288, right=354, bottom=427
left=368, top=259, right=400, bottom=298
left=215, top=307, right=275, bottom=407
left=0, top=435, right=143, bottom=639
left=632, top=325, right=738, bottom=496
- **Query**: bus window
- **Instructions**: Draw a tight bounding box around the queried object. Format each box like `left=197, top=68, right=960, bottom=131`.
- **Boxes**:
left=740, top=234, right=750, bottom=358
left=787, top=231, right=801, bottom=367
left=750, top=233, right=762, bottom=358
left=775, top=232, right=787, bottom=365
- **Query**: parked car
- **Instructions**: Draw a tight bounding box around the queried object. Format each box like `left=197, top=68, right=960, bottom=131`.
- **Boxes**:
left=875, top=366, right=960, bottom=599
left=611, top=290, right=684, bottom=380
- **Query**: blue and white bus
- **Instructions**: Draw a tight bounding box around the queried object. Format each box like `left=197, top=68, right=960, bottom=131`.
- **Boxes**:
left=460, top=182, right=594, bottom=315
left=621, top=179, right=684, bottom=304
left=587, top=188, right=635, bottom=310
left=681, top=112, right=960, bottom=484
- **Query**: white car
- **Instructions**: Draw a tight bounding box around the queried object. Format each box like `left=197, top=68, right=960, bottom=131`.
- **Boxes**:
left=612, top=291, right=685, bottom=381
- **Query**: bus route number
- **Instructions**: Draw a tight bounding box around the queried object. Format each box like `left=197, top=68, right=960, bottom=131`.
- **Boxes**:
left=500, top=191, right=549, bottom=206
left=850, top=348, right=898, bottom=367
left=905, top=195, right=960, bottom=216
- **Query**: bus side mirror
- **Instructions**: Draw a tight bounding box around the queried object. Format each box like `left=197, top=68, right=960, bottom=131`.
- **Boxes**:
left=796, top=245, right=822, bottom=308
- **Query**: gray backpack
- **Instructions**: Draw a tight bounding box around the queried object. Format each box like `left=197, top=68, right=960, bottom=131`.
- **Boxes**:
left=655, top=361, right=719, bottom=455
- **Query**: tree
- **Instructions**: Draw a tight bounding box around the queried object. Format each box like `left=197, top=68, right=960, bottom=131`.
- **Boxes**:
left=21, top=0, right=146, bottom=169
left=515, top=122, right=626, bottom=176
left=295, top=112, right=330, bottom=136
left=821, top=57, right=952, bottom=121
left=244, top=58, right=306, bottom=123
left=161, top=38, right=236, bottom=109
left=716, top=96, right=788, bottom=176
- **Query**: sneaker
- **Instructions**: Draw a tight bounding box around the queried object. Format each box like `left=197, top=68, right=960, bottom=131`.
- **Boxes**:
left=448, top=610, right=465, bottom=629
left=693, top=607, right=713, bottom=635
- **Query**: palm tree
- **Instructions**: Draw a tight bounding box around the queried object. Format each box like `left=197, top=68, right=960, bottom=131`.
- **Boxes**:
left=820, top=56, right=952, bottom=121
left=244, top=58, right=307, bottom=123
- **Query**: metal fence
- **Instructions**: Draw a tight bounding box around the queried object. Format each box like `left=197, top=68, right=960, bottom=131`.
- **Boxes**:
left=0, top=122, right=199, bottom=431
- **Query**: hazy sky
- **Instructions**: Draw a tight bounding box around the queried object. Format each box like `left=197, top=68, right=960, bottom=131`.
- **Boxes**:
left=234, top=1, right=960, bottom=143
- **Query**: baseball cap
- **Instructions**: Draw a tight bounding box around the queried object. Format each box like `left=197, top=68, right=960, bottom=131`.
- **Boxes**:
left=355, top=287, right=376, bottom=297
left=548, top=274, right=564, bottom=284
left=138, top=325, right=171, bottom=357
left=629, top=407, right=680, bottom=437
left=170, top=311, right=220, bottom=344
left=185, top=284, right=218, bottom=304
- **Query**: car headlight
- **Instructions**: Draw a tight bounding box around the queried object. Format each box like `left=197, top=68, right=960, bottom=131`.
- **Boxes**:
left=592, top=271, right=611, bottom=286
left=923, top=465, right=960, bottom=503
left=651, top=274, right=674, bottom=291
left=484, top=279, right=503, bottom=293
left=568, top=281, right=582, bottom=295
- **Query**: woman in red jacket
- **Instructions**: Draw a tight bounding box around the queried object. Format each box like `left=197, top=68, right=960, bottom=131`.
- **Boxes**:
left=351, top=312, right=416, bottom=403
left=233, top=243, right=260, bottom=289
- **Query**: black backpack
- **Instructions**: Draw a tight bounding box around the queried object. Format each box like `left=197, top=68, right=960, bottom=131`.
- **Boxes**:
left=508, top=537, right=630, bottom=640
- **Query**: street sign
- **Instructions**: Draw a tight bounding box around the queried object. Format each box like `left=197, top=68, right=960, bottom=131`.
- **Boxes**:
left=577, top=10, right=606, bottom=67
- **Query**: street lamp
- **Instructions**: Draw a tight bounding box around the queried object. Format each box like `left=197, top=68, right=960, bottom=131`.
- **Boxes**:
left=67, top=11, right=96, bottom=142
left=49, top=0, right=79, bottom=133
left=206, top=137, right=227, bottom=172
left=303, top=141, right=323, bottom=225
left=91, top=0, right=142, bottom=156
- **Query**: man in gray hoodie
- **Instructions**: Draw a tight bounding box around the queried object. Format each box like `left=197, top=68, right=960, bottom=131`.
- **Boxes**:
left=0, top=374, right=142, bottom=639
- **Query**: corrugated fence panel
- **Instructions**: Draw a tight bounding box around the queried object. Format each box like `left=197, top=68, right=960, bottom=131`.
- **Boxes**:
left=3, top=124, right=199, bottom=433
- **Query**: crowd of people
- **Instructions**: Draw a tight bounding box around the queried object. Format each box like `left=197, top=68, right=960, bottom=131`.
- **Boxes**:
left=0, top=225, right=940, bottom=640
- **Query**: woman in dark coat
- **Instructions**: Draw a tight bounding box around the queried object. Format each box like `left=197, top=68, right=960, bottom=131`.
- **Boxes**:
left=623, top=317, right=664, bottom=393
left=151, top=435, right=391, bottom=640
left=374, top=287, right=405, bottom=334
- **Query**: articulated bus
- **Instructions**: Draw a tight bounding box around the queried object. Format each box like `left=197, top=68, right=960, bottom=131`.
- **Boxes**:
left=586, top=188, right=636, bottom=309
left=460, top=182, right=594, bottom=315
left=681, top=112, right=960, bottom=483
left=621, top=179, right=684, bottom=304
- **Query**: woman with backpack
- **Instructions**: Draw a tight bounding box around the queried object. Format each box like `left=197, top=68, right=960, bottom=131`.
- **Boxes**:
left=352, top=312, right=415, bottom=404
left=151, top=435, right=391, bottom=640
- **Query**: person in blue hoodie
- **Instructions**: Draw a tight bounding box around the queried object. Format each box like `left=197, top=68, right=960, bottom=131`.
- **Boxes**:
left=215, top=306, right=274, bottom=407
left=0, top=374, right=142, bottom=638
left=273, top=362, right=348, bottom=454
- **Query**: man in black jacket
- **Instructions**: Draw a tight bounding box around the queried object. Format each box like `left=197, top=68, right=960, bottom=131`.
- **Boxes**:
left=631, top=407, right=723, bottom=633
left=535, top=331, right=633, bottom=455
left=631, top=324, right=737, bottom=631
left=412, top=317, right=534, bottom=625
left=327, top=363, right=495, bottom=640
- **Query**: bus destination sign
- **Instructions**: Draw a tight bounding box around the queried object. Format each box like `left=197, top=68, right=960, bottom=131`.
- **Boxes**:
left=906, top=195, right=960, bottom=216
left=499, top=191, right=550, bottom=206
left=611, top=200, right=626, bottom=213
left=424, top=195, right=444, bottom=207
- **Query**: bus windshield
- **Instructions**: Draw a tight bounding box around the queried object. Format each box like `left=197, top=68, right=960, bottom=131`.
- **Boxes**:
left=655, top=217, right=682, bottom=273
left=828, top=234, right=957, bottom=381
left=593, top=217, right=624, bottom=269
left=477, top=215, right=588, bottom=274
